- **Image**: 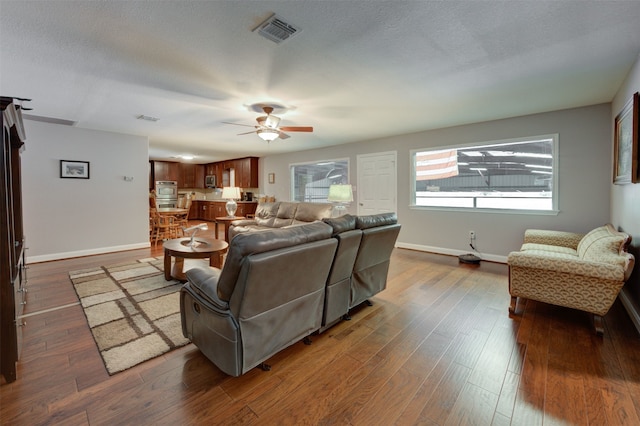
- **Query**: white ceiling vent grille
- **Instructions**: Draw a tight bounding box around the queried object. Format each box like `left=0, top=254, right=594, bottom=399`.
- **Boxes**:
left=255, top=15, right=300, bottom=44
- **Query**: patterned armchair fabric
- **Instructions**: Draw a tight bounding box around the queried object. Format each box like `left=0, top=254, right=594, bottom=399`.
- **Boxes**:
left=507, top=224, right=634, bottom=334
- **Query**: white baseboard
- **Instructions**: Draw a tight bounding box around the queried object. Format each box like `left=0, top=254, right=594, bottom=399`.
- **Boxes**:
left=26, top=242, right=151, bottom=264
left=619, top=288, right=640, bottom=335
left=395, top=241, right=508, bottom=264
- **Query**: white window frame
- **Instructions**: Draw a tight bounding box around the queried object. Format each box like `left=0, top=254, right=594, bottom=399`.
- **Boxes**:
left=410, top=134, right=559, bottom=214
left=290, top=158, right=350, bottom=203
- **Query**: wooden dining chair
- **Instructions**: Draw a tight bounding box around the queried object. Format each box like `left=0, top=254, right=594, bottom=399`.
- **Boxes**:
left=151, top=212, right=180, bottom=246
left=175, top=196, right=192, bottom=233
left=149, top=192, right=158, bottom=209
left=149, top=207, right=157, bottom=238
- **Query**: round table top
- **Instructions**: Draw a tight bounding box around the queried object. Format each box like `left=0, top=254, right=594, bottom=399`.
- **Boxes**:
left=163, top=237, right=228, bottom=257
left=215, top=216, right=245, bottom=221
left=156, top=208, right=189, bottom=215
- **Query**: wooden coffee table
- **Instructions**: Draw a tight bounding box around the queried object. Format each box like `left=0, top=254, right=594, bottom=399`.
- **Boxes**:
left=163, top=237, right=228, bottom=281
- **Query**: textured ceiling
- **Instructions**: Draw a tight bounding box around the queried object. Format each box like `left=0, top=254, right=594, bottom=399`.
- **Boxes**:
left=1, top=1, right=640, bottom=163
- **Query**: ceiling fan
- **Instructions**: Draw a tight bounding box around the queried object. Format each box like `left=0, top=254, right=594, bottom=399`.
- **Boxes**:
left=224, top=106, right=313, bottom=142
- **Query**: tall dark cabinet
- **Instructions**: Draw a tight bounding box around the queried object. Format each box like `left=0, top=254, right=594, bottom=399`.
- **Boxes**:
left=1, top=97, right=28, bottom=383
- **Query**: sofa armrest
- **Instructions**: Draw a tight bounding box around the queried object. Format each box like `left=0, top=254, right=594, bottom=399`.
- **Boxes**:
left=507, top=251, right=625, bottom=281
left=230, top=219, right=258, bottom=227
left=523, top=229, right=584, bottom=249
left=185, top=267, right=229, bottom=310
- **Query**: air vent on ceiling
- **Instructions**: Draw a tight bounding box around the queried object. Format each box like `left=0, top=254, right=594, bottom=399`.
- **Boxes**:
left=137, top=114, right=160, bottom=122
left=254, top=14, right=300, bottom=44
left=22, top=114, right=76, bottom=126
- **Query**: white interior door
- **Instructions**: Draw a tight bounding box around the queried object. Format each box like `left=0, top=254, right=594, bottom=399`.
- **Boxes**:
left=356, top=151, right=397, bottom=215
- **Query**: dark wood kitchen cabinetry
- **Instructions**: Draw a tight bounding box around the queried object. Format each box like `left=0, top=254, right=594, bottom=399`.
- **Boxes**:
left=152, top=161, right=179, bottom=183
left=188, top=201, right=257, bottom=222
left=218, top=157, right=259, bottom=188
left=151, top=156, right=258, bottom=190
left=236, top=202, right=257, bottom=217
left=194, top=164, right=205, bottom=189
left=181, top=199, right=254, bottom=221
left=236, top=157, right=259, bottom=188
left=178, top=163, right=205, bottom=189
left=1, top=97, right=28, bottom=383
left=205, top=162, right=221, bottom=188
left=203, top=202, right=226, bottom=220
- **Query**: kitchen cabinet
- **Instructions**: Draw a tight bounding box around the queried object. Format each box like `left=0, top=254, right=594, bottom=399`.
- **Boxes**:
left=178, top=163, right=205, bottom=189
left=199, top=201, right=225, bottom=221
left=211, top=202, right=226, bottom=218
left=188, top=201, right=200, bottom=220
left=195, top=201, right=256, bottom=221
left=178, top=163, right=194, bottom=188
left=194, top=164, right=205, bottom=189
left=236, top=202, right=257, bottom=217
left=209, top=163, right=223, bottom=188
left=152, top=156, right=257, bottom=190
left=219, top=157, right=258, bottom=188
left=153, top=161, right=179, bottom=183
left=1, top=97, right=27, bottom=383
left=237, top=157, right=259, bottom=188
left=204, top=163, right=220, bottom=188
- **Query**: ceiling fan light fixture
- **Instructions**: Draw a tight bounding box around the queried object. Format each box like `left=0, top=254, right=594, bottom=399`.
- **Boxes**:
left=257, top=114, right=280, bottom=128
left=265, top=114, right=280, bottom=128
left=257, top=129, right=279, bottom=142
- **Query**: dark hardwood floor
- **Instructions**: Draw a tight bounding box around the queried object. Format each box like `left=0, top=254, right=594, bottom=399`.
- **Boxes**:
left=2, top=223, right=640, bottom=425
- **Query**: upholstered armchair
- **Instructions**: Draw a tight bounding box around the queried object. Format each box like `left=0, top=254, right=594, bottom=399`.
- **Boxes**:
left=507, top=224, right=634, bottom=334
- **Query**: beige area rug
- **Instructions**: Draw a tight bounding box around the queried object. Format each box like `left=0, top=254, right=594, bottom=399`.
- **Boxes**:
left=69, top=257, right=208, bottom=375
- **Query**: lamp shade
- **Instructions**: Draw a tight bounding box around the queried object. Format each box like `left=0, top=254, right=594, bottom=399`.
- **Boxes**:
left=221, top=186, right=241, bottom=217
left=221, top=186, right=241, bottom=200
left=257, top=129, right=279, bottom=142
left=327, top=184, right=353, bottom=203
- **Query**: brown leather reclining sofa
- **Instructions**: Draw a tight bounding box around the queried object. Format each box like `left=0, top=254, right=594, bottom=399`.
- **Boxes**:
left=180, top=212, right=401, bottom=376
left=228, top=201, right=333, bottom=240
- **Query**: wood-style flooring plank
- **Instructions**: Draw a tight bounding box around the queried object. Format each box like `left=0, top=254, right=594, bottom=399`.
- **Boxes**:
left=2, top=240, right=640, bottom=425
left=445, top=381, right=499, bottom=426
left=419, top=361, right=472, bottom=424
left=351, top=331, right=452, bottom=425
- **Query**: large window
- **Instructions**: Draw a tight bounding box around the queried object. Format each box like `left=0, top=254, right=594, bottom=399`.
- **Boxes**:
left=290, top=159, right=349, bottom=202
left=411, top=135, right=557, bottom=212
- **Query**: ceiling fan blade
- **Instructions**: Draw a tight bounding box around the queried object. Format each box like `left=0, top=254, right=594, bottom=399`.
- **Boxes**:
left=279, top=126, right=313, bottom=132
left=237, top=130, right=258, bottom=136
left=223, top=121, right=257, bottom=128
left=278, top=132, right=291, bottom=140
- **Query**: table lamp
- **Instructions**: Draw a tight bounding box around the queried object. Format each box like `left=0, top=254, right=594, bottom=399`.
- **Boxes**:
left=221, top=186, right=241, bottom=217
left=327, top=184, right=353, bottom=217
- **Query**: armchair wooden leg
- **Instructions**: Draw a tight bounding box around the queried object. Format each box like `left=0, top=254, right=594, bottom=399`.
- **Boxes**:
left=509, top=296, right=518, bottom=314
left=593, top=314, right=604, bottom=336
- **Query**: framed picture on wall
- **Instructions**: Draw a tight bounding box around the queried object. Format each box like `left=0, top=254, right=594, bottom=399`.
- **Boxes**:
left=60, top=160, right=90, bottom=179
left=613, top=92, right=639, bottom=184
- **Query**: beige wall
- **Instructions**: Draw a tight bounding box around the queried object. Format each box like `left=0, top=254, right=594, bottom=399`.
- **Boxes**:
left=612, top=53, right=640, bottom=330
left=261, top=103, right=612, bottom=262
left=22, top=122, right=150, bottom=262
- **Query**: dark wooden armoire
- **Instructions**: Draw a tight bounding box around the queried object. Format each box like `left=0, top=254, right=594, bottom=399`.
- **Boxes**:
left=1, top=97, right=28, bottom=383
